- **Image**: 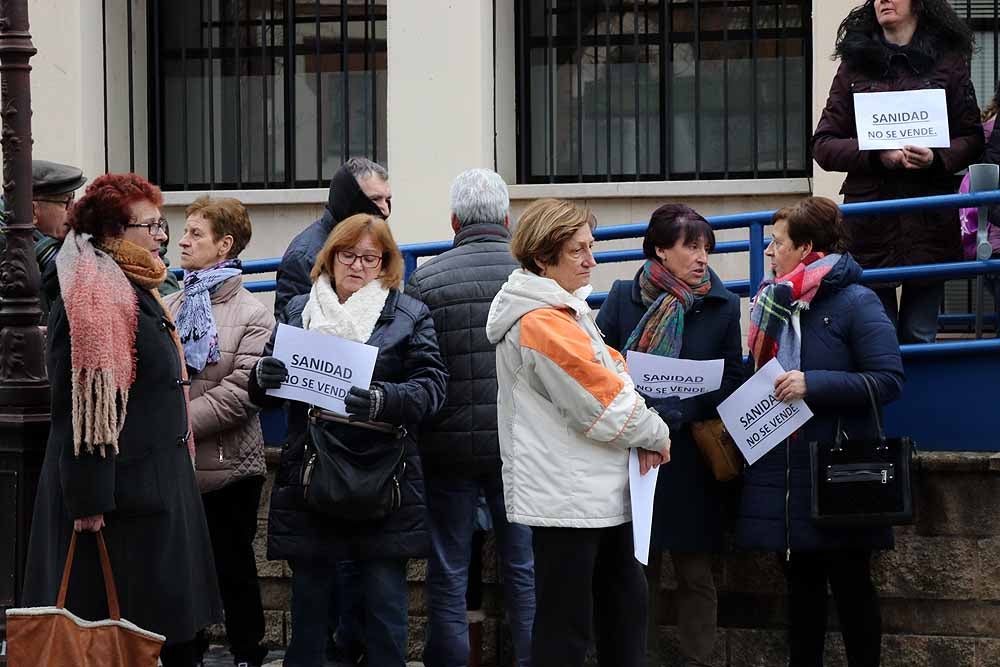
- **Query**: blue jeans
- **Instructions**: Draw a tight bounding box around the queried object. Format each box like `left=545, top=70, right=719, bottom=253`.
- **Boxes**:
left=874, top=281, right=944, bottom=344
left=285, top=557, right=408, bottom=667
left=422, top=472, right=535, bottom=667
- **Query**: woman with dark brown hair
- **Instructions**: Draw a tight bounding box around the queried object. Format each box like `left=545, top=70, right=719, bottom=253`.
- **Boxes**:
left=249, top=214, right=447, bottom=667
left=596, top=203, right=744, bottom=667
left=21, top=173, right=222, bottom=666
left=813, top=0, right=983, bottom=344
left=738, top=196, right=904, bottom=666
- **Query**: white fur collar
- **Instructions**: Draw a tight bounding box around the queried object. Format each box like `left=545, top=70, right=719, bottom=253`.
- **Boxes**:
left=302, top=274, right=390, bottom=343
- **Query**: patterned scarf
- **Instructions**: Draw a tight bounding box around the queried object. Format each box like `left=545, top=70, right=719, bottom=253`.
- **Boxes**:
left=624, top=259, right=711, bottom=357
left=57, top=231, right=194, bottom=460
left=176, top=258, right=243, bottom=372
left=747, top=252, right=840, bottom=371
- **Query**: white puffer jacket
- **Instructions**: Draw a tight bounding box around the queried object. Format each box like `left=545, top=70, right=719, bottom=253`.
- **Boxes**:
left=486, top=269, right=670, bottom=528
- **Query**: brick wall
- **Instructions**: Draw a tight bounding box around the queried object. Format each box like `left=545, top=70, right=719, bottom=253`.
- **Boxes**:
left=216, top=451, right=1000, bottom=666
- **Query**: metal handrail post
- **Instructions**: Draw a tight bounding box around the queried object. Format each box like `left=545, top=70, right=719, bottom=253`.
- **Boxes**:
left=969, top=164, right=1000, bottom=339
left=749, top=221, right=766, bottom=293
left=403, top=251, right=418, bottom=282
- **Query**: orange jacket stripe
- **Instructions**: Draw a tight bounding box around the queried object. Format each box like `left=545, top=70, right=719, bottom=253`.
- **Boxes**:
left=519, top=308, right=625, bottom=408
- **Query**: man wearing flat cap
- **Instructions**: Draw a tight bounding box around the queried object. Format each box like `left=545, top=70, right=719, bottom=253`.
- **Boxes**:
left=0, top=159, right=86, bottom=321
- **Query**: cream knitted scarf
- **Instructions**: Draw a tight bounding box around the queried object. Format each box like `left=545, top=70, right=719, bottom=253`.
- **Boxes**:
left=302, top=273, right=389, bottom=343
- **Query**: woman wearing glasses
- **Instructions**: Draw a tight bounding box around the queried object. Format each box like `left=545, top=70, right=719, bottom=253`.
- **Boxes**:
left=249, top=214, right=447, bottom=666
left=163, top=197, right=275, bottom=667
left=21, top=173, right=222, bottom=666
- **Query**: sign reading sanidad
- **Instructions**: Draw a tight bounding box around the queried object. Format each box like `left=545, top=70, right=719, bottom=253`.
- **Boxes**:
left=267, top=323, right=379, bottom=416
left=854, top=88, right=950, bottom=150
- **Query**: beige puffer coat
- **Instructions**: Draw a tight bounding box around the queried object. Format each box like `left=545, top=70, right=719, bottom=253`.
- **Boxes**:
left=165, top=275, right=275, bottom=493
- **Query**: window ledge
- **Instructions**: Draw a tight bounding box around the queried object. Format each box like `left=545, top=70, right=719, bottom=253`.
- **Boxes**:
left=507, top=178, right=812, bottom=200
left=160, top=178, right=812, bottom=208
left=162, top=188, right=330, bottom=207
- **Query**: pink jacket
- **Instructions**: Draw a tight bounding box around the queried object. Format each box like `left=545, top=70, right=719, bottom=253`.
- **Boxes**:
left=959, top=117, right=1000, bottom=260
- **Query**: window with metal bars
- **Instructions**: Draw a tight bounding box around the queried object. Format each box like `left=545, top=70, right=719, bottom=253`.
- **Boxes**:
left=950, top=0, right=1000, bottom=108
left=149, top=0, right=386, bottom=191
left=515, top=0, right=811, bottom=183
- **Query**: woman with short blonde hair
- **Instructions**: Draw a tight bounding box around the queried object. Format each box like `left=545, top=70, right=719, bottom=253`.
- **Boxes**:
left=487, top=197, right=671, bottom=667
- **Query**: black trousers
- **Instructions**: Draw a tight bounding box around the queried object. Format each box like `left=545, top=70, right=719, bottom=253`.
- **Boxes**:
left=531, top=523, right=647, bottom=667
left=784, top=549, right=882, bottom=667
left=197, top=475, right=267, bottom=665
left=160, top=639, right=200, bottom=667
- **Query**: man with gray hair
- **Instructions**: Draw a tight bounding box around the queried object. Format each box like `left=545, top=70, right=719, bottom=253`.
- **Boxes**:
left=273, top=156, right=391, bottom=317
left=406, top=168, right=534, bottom=667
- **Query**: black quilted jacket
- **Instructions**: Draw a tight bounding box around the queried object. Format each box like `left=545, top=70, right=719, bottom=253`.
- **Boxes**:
left=405, top=223, right=519, bottom=478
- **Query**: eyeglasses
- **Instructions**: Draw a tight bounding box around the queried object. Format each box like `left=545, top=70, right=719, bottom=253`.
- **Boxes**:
left=125, top=218, right=170, bottom=237
left=336, top=250, right=383, bottom=269
left=35, top=194, right=75, bottom=210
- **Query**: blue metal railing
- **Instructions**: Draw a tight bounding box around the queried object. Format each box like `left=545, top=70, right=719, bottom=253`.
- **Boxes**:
left=174, top=189, right=1000, bottom=354
left=206, top=188, right=1000, bottom=451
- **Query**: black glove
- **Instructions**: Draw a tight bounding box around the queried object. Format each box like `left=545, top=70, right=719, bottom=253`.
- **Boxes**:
left=255, top=356, right=288, bottom=390
left=344, top=385, right=384, bottom=422
left=649, top=395, right=684, bottom=430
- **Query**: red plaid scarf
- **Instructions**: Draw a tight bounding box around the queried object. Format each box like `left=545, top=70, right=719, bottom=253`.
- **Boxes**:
left=747, top=252, right=839, bottom=370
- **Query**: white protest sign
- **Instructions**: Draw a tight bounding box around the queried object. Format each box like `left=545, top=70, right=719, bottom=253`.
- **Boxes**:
left=267, top=323, right=379, bottom=416
left=854, top=89, right=950, bottom=150
left=628, top=448, right=659, bottom=566
left=716, top=358, right=813, bottom=466
left=626, top=351, right=724, bottom=401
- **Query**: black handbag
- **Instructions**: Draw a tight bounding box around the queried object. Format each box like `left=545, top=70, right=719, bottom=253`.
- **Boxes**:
left=301, top=407, right=407, bottom=521
left=809, top=374, right=915, bottom=527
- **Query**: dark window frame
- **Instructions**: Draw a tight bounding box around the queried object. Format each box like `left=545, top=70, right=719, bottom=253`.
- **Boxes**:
left=146, top=0, right=386, bottom=192
left=514, top=0, right=812, bottom=184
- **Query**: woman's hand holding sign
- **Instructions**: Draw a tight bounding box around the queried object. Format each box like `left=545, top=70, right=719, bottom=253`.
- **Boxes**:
left=902, top=144, right=935, bottom=169
left=255, top=356, right=288, bottom=389
left=638, top=436, right=672, bottom=475
left=879, top=149, right=907, bottom=170
left=774, top=370, right=807, bottom=402
left=344, top=385, right=385, bottom=422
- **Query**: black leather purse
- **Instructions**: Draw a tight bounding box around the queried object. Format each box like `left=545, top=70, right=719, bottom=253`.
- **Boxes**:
left=809, top=374, right=915, bottom=527
left=301, top=407, right=407, bottom=522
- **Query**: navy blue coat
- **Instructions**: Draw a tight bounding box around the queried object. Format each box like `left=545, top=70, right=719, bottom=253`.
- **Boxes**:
left=249, top=288, right=448, bottom=564
left=736, top=254, right=905, bottom=554
left=597, top=268, right=744, bottom=552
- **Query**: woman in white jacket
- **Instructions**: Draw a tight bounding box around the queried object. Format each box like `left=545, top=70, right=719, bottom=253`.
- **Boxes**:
left=486, top=197, right=671, bottom=667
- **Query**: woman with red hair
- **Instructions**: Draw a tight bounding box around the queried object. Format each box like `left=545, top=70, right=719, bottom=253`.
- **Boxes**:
left=21, top=173, right=222, bottom=666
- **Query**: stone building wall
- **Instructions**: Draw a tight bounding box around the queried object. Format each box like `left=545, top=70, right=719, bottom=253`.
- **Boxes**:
left=226, top=451, right=1000, bottom=666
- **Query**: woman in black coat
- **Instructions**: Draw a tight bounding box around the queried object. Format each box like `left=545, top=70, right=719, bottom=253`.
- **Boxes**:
left=21, top=174, right=221, bottom=666
left=596, top=204, right=744, bottom=666
left=740, top=197, right=904, bottom=666
left=812, top=0, right=983, bottom=344
left=250, top=214, right=447, bottom=667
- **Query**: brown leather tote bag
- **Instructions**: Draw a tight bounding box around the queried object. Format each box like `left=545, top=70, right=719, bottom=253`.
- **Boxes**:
left=5, top=530, right=165, bottom=666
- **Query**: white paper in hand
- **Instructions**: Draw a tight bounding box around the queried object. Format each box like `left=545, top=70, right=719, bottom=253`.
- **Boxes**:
left=716, top=358, right=813, bottom=466
left=854, top=89, right=950, bottom=150
left=267, top=323, right=379, bottom=416
left=626, top=351, right=724, bottom=401
left=628, top=448, right=659, bottom=566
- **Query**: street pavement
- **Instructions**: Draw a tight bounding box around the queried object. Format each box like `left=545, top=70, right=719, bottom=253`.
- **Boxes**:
left=199, top=644, right=425, bottom=667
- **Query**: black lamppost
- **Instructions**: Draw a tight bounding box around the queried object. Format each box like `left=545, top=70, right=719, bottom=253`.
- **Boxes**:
left=0, top=0, right=45, bottom=661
